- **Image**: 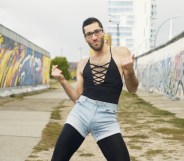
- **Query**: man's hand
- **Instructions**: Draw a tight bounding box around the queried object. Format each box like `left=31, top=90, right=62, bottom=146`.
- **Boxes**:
left=51, top=65, right=65, bottom=81
left=122, top=54, right=135, bottom=74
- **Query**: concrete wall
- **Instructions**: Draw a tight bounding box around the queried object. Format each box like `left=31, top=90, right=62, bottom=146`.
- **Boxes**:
left=136, top=32, right=184, bottom=100
left=0, top=24, right=51, bottom=97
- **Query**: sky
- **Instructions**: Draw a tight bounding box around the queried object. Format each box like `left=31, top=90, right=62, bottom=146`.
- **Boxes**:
left=155, top=0, right=184, bottom=46
left=0, top=0, right=184, bottom=62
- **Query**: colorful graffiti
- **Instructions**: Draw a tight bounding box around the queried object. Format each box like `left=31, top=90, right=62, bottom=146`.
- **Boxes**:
left=137, top=50, right=184, bottom=100
left=0, top=34, right=50, bottom=88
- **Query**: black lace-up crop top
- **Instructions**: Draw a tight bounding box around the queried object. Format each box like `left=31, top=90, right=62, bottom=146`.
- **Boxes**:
left=82, top=47, right=123, bottom=104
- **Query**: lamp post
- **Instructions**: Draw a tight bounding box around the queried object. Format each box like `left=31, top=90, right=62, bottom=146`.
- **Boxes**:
left=61, top=48, right=62, bottom=57
left=109, top=19, right=120, bottom=46
left=133, top=37, right=150, bottom=55
left=117, top=23, right=120, bottom=46
left=154, top=15, right=182, bottom=48
left=78, top=47, right=82, bottom=61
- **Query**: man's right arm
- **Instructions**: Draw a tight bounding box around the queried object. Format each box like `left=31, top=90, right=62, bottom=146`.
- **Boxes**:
left=51, top=61, right=84, bottom=102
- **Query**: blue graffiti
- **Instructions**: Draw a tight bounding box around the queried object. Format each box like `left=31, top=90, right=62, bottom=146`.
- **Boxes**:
left=138, top=51, right=184, bottom=100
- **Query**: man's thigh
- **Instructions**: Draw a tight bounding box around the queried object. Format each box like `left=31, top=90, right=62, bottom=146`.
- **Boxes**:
left=97, top=133, right=130, bottom=161
left=51, top=123, right=85, bottom=161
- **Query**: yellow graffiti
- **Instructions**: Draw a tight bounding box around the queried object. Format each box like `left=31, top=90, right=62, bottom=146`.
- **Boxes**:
left=0, top=34, right=50, bottom=88
left=5, top=45, right=26, bottom=86
left=0, top=34, right=4, bottom=44
left=0, top=49, right=12, bottom=87
left=42, top=56, right=51, bottom=84
left=0, top=45, right=21, bottom=87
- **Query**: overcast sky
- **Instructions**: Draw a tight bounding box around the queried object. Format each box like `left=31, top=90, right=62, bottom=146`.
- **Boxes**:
left=155, top=0, right=184, bottom=46
left=0, top=0, right=184, bottom=62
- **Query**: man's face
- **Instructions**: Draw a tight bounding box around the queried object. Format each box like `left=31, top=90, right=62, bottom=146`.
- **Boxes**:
left=84, top=22, right=104, bottom=51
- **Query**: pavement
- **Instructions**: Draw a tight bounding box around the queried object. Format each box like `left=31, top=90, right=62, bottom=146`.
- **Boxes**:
left=0, top=87, right=183, bottom=161
left=0, top=88, right=69, bottom=161
left=136, top=89, right=184, bottom=119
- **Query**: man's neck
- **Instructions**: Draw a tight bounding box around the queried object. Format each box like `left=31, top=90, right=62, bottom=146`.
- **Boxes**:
left=93, top=44, right=110, bottom=57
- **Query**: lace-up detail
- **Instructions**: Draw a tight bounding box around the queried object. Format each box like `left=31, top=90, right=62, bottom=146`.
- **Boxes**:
left=90, top=61, right=110, bottom=85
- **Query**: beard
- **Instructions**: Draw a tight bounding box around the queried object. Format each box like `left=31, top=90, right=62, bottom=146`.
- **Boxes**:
left=88, top=37, right=104, bottom=51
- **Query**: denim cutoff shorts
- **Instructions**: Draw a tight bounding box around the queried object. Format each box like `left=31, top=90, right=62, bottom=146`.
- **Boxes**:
left=65, top=95, right=121, bottom=142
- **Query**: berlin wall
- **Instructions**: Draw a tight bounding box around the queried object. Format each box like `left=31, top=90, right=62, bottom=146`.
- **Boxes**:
left=136, top=32, right=184, bottom=100
left=0, top=24, right=50, bottom=97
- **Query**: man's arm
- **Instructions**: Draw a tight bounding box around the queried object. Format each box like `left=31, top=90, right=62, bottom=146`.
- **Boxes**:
left=51, top=60, right=84, bottom=102
left=121, top=48, right=139, bottom=93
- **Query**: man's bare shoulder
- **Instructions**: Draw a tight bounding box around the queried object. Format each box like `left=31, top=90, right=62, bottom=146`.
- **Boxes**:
left=111, top=46, right=130, bottom=58
left=77, top=57, right=89, bottom=72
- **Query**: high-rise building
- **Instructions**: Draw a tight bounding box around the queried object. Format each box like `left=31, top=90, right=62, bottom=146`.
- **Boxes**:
left=133, top=0, right=157, bottom=56
left=107, top=0, right=157, bottom=56
left=108, top=0, right=134, bottom=48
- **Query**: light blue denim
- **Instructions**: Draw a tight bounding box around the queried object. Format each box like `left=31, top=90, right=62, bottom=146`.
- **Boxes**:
left=65, top=95, right=121, bottom=142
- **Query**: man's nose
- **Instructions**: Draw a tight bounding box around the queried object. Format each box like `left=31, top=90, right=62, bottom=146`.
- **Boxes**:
left=91, top=33, right=97, bottom=39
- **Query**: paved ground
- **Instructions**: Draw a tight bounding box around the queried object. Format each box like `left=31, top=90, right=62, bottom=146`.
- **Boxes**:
left=136, top=89, right=184, bottom=119
left=0, top=87, right=183, bottom=161
left=0, top=88, right=69, bottom=161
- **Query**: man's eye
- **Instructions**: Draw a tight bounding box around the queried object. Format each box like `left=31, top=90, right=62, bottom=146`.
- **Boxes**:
left=94, top=30, right=100, bottom=34
left=86, top=33, right=92, bottom=36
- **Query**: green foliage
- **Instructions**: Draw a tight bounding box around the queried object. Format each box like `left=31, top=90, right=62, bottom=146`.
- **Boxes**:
left=50, top=56, right=71, bottom=80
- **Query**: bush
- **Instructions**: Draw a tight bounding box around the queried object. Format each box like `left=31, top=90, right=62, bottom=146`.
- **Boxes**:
left=50, top=56, right=71, bottom=80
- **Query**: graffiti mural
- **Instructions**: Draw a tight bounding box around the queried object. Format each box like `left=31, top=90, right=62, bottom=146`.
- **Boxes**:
left=0, top=34, right=50, bottom=88
left=137, top=50, right=184, bottom=100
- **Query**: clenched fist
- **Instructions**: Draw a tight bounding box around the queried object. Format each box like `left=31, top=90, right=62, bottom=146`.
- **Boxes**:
left=51, top=65, right=65, bottom=81
left=122, top=54, right=135, bottom=74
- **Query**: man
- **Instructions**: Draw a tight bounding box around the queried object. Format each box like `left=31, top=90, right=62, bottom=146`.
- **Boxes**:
left=51, top=17, right=138, bottom=161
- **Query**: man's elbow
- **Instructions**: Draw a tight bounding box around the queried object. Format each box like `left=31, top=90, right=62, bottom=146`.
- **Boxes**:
left=128, top=88, right=137, bottom=94
left=128, top=83, right=139, bottom=94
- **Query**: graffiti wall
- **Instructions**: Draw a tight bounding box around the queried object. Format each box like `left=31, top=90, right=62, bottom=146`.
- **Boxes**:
left=0, top=32, right=50, bottom=89
left=136, top=37, right=184, bottom=100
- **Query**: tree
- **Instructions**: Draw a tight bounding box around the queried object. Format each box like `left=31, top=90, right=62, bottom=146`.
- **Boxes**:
left=50, top=56, right=71, bottom=80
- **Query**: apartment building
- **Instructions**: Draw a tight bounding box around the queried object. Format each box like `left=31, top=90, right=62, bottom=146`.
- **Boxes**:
left=107, top=0, right=157, bottom=56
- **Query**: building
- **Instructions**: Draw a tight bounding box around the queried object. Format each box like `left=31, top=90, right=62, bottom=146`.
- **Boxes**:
left=133, top=0, right=157, bottom=56
left=107, top=0, right=135, bottom=48
left=68, top=62, right=78, bottom=79
left=107, top=0, right=157, bottom=56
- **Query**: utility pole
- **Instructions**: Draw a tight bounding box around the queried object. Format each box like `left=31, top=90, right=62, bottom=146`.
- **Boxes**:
left=79, top=47, right=82, bottom=61
left=61, top=48, right=62, bottom=57
left=117, top=23, right=120, bottom=46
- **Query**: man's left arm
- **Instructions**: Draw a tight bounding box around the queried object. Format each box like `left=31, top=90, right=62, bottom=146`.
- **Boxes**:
left=122, top=49, right=139, bottom=93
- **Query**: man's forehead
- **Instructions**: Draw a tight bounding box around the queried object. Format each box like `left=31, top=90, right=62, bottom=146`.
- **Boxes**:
left=84, top=22, right=100, bottom=32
